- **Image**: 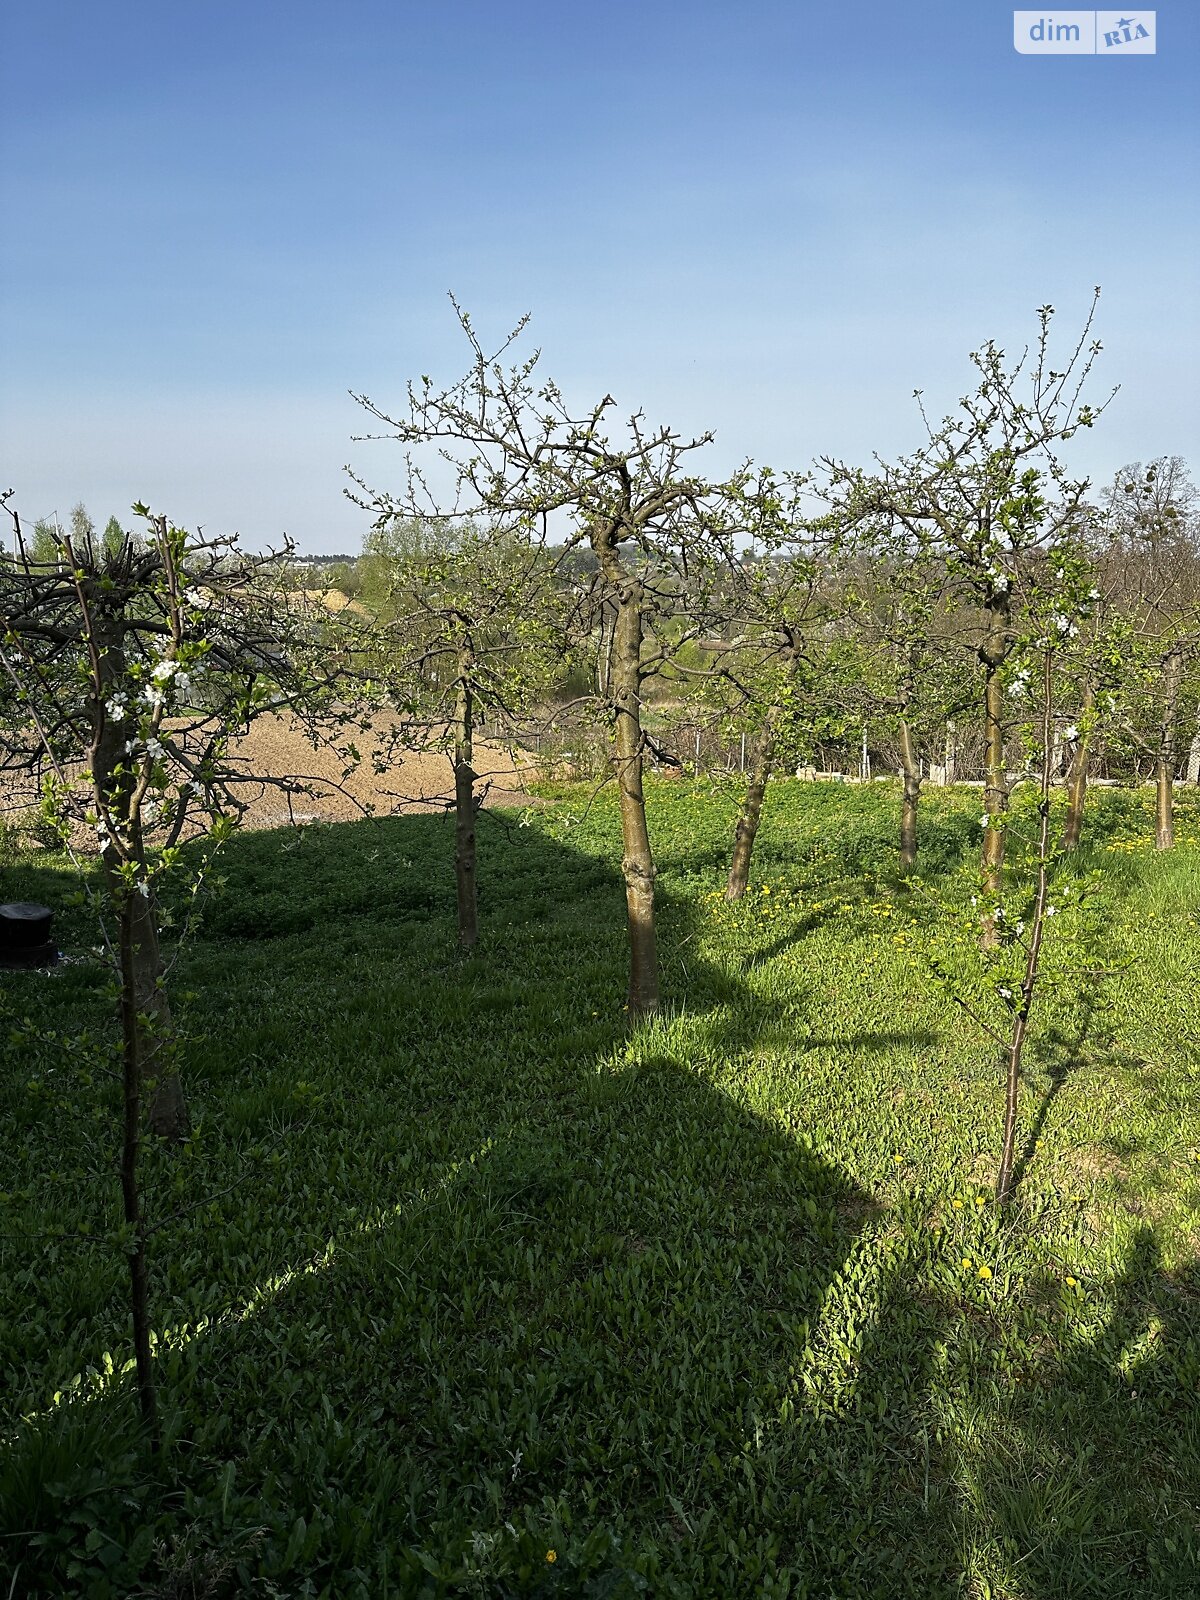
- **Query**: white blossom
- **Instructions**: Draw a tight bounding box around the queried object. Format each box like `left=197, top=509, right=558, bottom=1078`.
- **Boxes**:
left=136, top=881, right=150, bottom=899
left=106, top=697, right=127, bottom=721
left=1063, top=724, right=1079, bottom=742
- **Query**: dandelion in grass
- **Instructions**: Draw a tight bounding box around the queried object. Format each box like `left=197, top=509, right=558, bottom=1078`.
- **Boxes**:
left=546, top=1550, right=557, bottom=1564
left=977, top=1265, right=993, bottom=1281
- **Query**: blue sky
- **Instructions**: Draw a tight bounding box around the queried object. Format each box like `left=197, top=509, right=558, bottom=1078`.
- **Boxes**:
left=2, top=1, right=1196, bottom=553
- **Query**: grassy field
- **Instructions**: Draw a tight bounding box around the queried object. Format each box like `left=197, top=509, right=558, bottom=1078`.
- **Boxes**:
left=1, top=777, right=1198, bottom=1598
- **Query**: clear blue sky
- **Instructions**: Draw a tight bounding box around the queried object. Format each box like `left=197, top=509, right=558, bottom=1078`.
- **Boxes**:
left=2, top=1, right=1196, bottom=553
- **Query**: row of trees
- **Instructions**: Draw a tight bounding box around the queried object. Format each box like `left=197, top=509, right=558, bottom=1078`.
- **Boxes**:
left=8, top=299, right=1200, bottom=1032
left=341, top=297, right=1194, bottom=953
left=6, top=291, right=1198, bottom=1424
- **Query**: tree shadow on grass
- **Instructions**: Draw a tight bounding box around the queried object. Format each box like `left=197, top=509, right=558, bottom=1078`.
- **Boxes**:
left=734, top=908, right=840, bottom=973
left=2, top=809, right=881, bottom=1596
left=199, top=1055, right=879, bottom=1595
left=1009, top=993, right=1101, bottom=1198
left=832, top=1207, right=1200, bottom=1600
left=961, top=1226, right=1200, bottom=1597
left=3, top=1064, right=874, bottom=1596
left=8, top=803, right=1191, bottom=1595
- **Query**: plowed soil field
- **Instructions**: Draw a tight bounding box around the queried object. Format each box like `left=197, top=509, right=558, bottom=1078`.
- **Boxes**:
left=0, top=711, right=538, bottom=842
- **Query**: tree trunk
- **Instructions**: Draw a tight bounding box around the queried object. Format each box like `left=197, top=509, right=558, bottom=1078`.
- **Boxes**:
left=130, top=889, right=188, bottom=1140
left=897, top=717, right=922, bottom=873
left=93, top=616, right=188, bottom=1142
left=995, top=652, right=1056, bottom=1206
left=1156, top=762, right=1175, bottom=851
left=1155, top=645, right=1183, bottom=851
left=119, top=896, right=160, bottom=1447
left=1063, top=680, right=1095, bottom=852
left=979, top=596, right=1010, bottom=943
left=726, top=713, right=777, bottom=900
left=610, top=583, right=659, bottom=1016
left=453, top=662, right=478, bottom=949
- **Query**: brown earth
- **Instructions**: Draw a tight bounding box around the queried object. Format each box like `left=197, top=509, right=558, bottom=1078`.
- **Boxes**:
left=0, top=710, right=539, bottom=844
left=219, top=710, right=539, bottom=827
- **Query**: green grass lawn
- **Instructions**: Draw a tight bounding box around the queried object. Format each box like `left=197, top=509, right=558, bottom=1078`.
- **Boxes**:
left=2, top=778, right=1199, bottom=1598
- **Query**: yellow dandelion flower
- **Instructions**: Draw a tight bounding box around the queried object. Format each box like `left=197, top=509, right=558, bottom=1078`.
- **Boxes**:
left=952, top=1199, right=964, bottom=1209
left=978, top=1265, right=993, bottom=1281
left=961, top=1256, right=973, bottom=1269
left=1066, top=1275, right=1078, bottom=1288
left=546, top=1550, right=557, bottom=1564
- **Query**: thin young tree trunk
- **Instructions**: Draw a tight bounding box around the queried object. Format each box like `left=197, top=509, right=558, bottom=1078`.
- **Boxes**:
left=897, top=717, right=922, bottom=873
left=944, top=721, right=957, bottom=785
left=453, top=659, right=478, bottom=949
left=1155, top=646, right=1183, bottom=851
left=93, top=617, right=188, bottom=1142
left=979, top=595, right=1010, bottom=944
left=130, top=890, right=187, bottom=1140
left=610, top=583, right=659, bottom=1016
left=119, top=896, right=160, bottom=1447
left=1063, top=679, right=1095, bottom=851
left=996, top=653, right=1056, bottom=1205
left=726, top=711, right=777, bottom=901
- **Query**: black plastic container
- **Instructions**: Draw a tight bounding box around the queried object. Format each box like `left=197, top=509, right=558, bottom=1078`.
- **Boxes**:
left=0, top=902, right=57, bottom=969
